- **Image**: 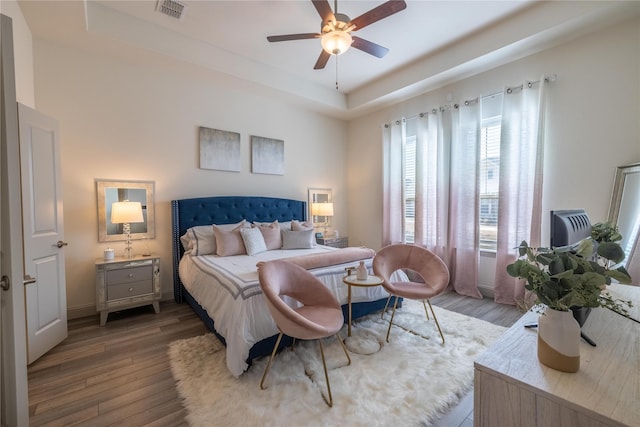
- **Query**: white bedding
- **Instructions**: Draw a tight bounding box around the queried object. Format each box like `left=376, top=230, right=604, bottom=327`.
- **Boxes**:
left=179, top=245, right=396, bottom=377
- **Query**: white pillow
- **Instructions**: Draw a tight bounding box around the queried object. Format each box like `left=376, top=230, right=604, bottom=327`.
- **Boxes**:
left=281, top=229, right=315, bottom=250
left=240, top=227, right=268, bottom=256
left=181, top=220, right=247, bottom=256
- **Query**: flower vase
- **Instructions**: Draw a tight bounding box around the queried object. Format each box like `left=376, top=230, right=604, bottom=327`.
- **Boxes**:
left=537, top=307, right=581, bottom=373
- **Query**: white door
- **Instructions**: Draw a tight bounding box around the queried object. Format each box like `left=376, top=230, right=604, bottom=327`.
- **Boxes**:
left=1, top=13, right=30, bottom=426
left=18, top=103, right=67, bottom=364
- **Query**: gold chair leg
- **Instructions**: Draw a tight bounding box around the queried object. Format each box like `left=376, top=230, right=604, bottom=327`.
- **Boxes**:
left=385, top=296, right=399, bottom=343
left=259, top=332, right=283, bottom=390
left=318, top=339, right=333, bottom=407
left=422, top=300, right=430, bottom=320
left=381, top=295, right=392, bottom=319
left=335, top=332, right=351, bottom=366
left=426, top=300, right=445, bottom=344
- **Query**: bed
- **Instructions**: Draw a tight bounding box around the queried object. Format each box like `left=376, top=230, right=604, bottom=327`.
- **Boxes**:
left=171, top=195, right=401, bottom=377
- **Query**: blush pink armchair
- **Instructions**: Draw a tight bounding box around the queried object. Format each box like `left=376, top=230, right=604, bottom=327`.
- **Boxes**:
left=372, top=244, right=450, bottom=344
left=258, top=260, right=351, bottom=407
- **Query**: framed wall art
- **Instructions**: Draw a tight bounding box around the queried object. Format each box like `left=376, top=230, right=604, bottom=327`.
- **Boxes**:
left=199, top=126, right=241, bottom=172
left=251, top=135, right=284, bottom=175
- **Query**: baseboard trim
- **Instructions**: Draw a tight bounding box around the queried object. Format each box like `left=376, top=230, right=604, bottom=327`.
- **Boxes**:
left=68, top=304, right=97, bottom=320
left=478, top=284, right=495, bottom=299
left=68, top=295, right=175, bottom=320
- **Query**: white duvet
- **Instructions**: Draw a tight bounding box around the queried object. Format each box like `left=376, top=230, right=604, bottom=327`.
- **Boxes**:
left=179, top=245, right=395, bottom=376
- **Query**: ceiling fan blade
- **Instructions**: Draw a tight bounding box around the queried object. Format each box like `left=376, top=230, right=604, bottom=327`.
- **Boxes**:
left=351, top=36, right=389, bottom=58
left=349, top=0, right=407, bottom=31
left=314, top=50, right=331, bottom=70
left=267, top=33, right=320, bottom=42
left=311, top=0, right=335, bottom=24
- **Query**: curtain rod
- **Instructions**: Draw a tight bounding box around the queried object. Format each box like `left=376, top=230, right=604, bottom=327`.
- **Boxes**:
left=385, top=74, right=557, bottom=126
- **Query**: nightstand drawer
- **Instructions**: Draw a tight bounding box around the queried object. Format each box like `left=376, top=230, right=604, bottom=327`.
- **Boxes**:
left=106, top=265, right=152, bottom=286
left=108, top=280, right=153, bottom=300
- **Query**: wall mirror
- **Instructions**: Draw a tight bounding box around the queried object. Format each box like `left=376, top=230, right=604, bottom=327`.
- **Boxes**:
left=608, top=163, right=640, bottom=269
left=96, top=179, right=155, bottom=242
left=308, top=188, right=332, bottom=229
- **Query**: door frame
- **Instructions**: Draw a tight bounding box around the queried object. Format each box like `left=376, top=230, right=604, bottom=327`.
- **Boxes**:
left=0, top=13, right=30, bottom=427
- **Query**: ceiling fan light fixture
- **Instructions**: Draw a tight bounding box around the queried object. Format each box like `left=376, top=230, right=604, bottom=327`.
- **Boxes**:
left=321, top=31, right=352, bottom=55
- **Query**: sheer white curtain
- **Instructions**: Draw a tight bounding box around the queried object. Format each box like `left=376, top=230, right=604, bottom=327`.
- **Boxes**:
left=414, top=111, right=449, bottom=259
left=493, top=79, right=547, bottom=304
left=408, top=104, right=482, bottom=298
left=381, top=78, right=547, bottom=303
left=382, top=120, right=405, bottom=246
left=446, top=103, right=482, bottom=298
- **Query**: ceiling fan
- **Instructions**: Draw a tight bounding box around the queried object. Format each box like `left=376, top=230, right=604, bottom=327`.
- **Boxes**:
left=266, top=0, right=407, bottom=70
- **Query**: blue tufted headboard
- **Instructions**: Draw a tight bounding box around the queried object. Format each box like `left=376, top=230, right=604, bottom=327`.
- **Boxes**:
left=171, top=196, right=307, bottom=302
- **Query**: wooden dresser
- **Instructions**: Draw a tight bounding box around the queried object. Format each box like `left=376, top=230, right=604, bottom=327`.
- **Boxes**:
left=474, top=284, right=639, bottom=427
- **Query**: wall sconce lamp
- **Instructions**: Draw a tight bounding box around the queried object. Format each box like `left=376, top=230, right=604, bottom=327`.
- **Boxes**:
left=312, top=202, right=334, bottom=234
left=110, top=200, right=144, bottom=259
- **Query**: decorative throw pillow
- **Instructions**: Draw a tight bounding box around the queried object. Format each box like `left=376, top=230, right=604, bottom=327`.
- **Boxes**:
left=281, top=229, right=315, bottom=250
left=253, top=221, right=282, bottom=250
left=181, top=220, right=247, bottom=256
left=213, top=223, right=249, bottom=256
left=291, top=220, right=314, bottom=231
left=254, top=220, right=292, bottom=231
left=240, top=227, right=268, bottom=256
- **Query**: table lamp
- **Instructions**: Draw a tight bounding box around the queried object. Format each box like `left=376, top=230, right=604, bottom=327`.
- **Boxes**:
left=312, top=202, right=334, bottom=234
left=110, top=200, right=144, bottom=259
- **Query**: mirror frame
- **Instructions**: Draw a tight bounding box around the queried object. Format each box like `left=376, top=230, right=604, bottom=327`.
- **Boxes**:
left=608, top=163, right=640, bottom=268
left=96, top=179, right=155, bottom=242
left=307, top=187, right=332, bottom=227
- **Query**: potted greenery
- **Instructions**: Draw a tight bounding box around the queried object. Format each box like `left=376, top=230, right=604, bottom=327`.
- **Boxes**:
left=506, top=221, right=632, bottom=372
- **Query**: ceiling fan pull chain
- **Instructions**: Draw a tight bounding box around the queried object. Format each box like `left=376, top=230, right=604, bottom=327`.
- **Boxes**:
left=335, top=55, right=339, bottom=90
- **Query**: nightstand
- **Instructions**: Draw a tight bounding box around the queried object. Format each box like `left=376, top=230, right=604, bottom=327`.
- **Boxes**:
left=95, top=254, right=161, bottom=325
left=316, top=235, right=348, bottom=248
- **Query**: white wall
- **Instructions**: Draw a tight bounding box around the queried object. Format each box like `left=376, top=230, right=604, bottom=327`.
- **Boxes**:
left=32, top=39, right=348, bottom=316
left=17, top=9, right=640, bottom=313
left=0, top=0, right=35, bottom=107
left=347, top=17, right=640, bottom=291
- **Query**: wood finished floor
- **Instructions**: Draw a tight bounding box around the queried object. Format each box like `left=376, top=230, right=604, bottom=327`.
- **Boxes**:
left=28, top=292, right=522, bottom=427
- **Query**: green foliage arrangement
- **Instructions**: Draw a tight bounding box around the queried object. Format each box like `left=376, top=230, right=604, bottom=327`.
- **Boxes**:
left=506, top=222, right=632, bottom=314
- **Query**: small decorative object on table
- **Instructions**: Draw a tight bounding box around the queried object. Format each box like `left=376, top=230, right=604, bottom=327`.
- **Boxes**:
left=506, top=222, right=632, bottom=373
left=356, top=260, right=367, bottom=280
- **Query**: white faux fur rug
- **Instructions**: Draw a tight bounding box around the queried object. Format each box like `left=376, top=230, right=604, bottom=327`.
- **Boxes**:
left=168, top=301, right=506, bottom=427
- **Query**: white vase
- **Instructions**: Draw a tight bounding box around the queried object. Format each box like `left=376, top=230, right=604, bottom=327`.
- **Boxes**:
left=356, top=261, right=367, bottom=280
left=537, top=307, right=581, bottom=373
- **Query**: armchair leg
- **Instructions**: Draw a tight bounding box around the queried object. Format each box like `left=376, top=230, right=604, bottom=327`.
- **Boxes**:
left=318, top=339, right=333, bottom=407
left=422, top=300, right=430, bottom=320
left=426, top=300, right=445, bottom=344
left=381, top=295, right=392, bottom=319
left=385, top=296, right=400, bottom=343
left=335, top=332, right=351, bottom=367
left=259, top=332, right=283, bottom=390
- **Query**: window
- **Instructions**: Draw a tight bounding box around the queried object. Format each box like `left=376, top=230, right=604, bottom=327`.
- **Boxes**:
left=479, top=116, right=501, bottom=251
left=403, top=135, right=416, bottom=243
left=400, top=95, right=503, bottom=250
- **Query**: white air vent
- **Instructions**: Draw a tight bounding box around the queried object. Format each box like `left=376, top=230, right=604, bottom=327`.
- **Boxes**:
left=156, top=0, right=186, bottom=20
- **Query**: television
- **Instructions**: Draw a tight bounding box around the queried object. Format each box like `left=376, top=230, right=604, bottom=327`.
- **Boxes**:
left=549, top=209, right=592, bottom=248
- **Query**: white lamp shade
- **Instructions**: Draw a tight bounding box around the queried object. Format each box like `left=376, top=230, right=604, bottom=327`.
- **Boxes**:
left=321, top=31, right=352, bottom=55
left=312, top=202, right=334, bottom=217
left=111, top=201, right=144, bottom=224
